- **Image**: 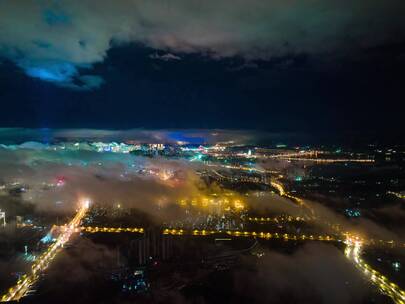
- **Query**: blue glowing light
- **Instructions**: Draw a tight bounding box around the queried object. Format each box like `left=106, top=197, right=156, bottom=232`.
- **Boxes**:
left=190, top=153, right=204, bottom=162
left=168, top=131, right=205, bottom=144
left=40, top=233, right=54, bottom=244
left=345, top=209, right=361, bottom=218
left=25, top=61, right=77, bottom=82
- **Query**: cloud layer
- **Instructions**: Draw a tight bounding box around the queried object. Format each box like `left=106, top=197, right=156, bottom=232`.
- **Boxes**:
left=1, top=0, right=405, bottom=88
left=0, top=128, right=272, bottom=145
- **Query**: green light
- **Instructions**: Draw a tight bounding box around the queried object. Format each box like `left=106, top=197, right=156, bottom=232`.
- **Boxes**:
left=392, top=262, right=400, bottom=271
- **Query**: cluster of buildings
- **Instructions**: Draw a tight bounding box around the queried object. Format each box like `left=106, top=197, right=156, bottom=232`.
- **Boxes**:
left=1, top=141, right=167, bottom=154
left=61, top=142, right=166, bottom=154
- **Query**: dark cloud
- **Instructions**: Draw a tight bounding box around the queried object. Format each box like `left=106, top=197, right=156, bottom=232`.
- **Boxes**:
left=1, top=0, right=405, bottom=88
left=76, top=75, right=105, bottom=90
left=149, top=53, right=182, bottom=61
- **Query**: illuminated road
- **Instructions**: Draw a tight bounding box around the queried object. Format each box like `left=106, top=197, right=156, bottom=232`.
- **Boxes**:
left=345, top=238, right=405, bottom=304
left=74, top=224, right=405, bottom=304
left=80, top=226, right=335, bottom=242
left=207, top=163, right=269, bottom=174
left=265, top=179, right=315, bottom=218
left=81, top=226, right=144, bottom=233
left=272, top=175, right=405, bottom=303
left=271, top=177, right=405, bottom=303
left=210, top=165, right=315, bottom=217
left=205, top=150, right=374, bottom=163
left=273, top=157, right=374, bottom=163
left=81, top=226, right=404, bottom=249
left=388, top=191, right=405, bottom=200
left=248, top=215, right=305, bottom=223
left=366, top=239, right=405, bottom=249
left=1, top=199, right=90, bottom=302
left=208, top=164, right=404, bottom=303
left=2, top=181, right=403, bottom=304
left=162, top=228, right=336, bottom=241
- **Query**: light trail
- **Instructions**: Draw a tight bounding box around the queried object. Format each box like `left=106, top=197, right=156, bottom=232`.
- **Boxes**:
left=78, top=226, right=335, bottom=242
left=205, top=150, right=374, bottom=163
left=0, top=199, right=90, bottom=302
left=266, top=150, right=324, bottom=159
left=269, top=180, right=316, bottom=217
left=162, top=228, right=335, bottom=241
left=81, top=226, right=144, bottom=233
left=80, top=225, right=404, bottom=250
left=274, top=157, right=374, bottom=163
left=248, top=216, right=306, bottom=223
left=212, top=170, right=228, bottom=179
left=206, top=163, right=271, bottom=174
left=78, top=226, right=405, bottom=247
left=388, top=191, right=405, bottom=200
left=367, top=239, right=405, bottom=249
left=345, top=238, right=405, bottom=304
left=209, top=164, right=315, bottom=217
left=209, top=165, right=315, bottom=217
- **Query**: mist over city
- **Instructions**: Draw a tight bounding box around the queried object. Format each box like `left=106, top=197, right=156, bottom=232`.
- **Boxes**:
left=0, top=1, right=404, bottom=304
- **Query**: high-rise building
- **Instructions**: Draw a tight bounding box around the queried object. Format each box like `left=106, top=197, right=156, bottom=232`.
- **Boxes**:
left=0, top=210, right=5, bottom=226
left=130, top=229, right=173, bottom=265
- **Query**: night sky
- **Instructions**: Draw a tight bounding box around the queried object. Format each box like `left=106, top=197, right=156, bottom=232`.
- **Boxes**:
left=0, top=1, right=404, bottom=137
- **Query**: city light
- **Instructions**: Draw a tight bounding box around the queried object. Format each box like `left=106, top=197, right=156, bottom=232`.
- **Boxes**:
left=81, top=227, right=144, bottom=234
left=345, top=237, right=405, bottom=304
left=0, top=0, right=403, bottom=299
left=1, top=198, right=90, bottom=302
left=0, top=140, right=402, bottom=303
